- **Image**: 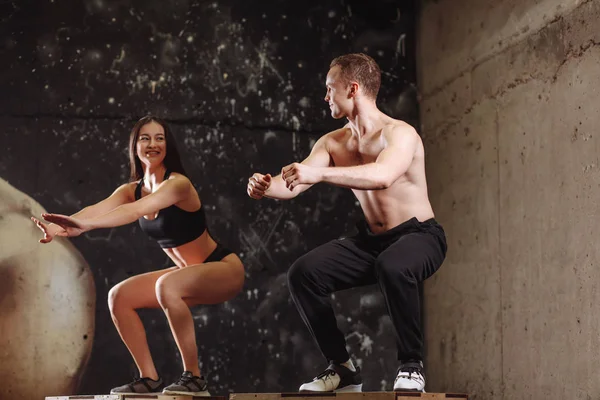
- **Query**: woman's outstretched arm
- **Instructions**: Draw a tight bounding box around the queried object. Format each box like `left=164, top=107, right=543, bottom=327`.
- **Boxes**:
left=32, top=182, right=136, bottom=243
left=40, top=177, right=190, bottom=237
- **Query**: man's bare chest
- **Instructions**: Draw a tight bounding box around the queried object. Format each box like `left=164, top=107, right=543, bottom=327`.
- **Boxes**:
left=330, top=137, right=384, bottom=166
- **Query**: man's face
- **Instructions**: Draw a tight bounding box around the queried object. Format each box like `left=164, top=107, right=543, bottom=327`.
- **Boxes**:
left=324, top=66, right=351, bottom=119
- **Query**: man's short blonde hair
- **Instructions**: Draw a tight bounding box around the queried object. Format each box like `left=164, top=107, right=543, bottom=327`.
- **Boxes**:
left=330, top=53, right=381, bottom=99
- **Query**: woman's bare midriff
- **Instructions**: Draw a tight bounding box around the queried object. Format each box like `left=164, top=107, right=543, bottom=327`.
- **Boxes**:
left=162, top=230, right=219, bottom=267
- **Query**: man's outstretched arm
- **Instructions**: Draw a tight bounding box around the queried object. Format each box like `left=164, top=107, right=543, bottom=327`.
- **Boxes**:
left=248, top=134, right=333, bottom=200
left=282, top=125, right=418, bottom=191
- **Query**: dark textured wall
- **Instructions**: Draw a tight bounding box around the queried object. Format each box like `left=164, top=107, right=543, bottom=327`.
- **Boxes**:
left=0, top=0, right=417, bottom=396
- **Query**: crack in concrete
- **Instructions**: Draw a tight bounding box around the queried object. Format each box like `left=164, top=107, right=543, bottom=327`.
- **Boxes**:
left=425, top=37, right=600, bottom=136
left=422, top=0, right=597, bottom=99
left=551, top=39, right=600, bottom=83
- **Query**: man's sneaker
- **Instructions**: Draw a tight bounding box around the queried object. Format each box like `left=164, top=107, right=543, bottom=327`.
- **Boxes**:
left=299, top=363, right=363, bottom=393
left=110, top=377, right=164, bottom=394
left=393, top=360, right=425, bottom=392
left=162, top=371, right=211, bottom=396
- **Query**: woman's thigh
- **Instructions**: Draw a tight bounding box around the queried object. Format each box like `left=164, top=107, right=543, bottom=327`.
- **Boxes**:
left=110, top=267, right=178, bottom=310
left=158, top=254, right=245, bottom=306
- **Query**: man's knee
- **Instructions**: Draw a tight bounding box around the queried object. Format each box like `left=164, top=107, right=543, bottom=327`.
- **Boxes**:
left=287, top=253, right=320, bottom=293
left=375, top=258, right=417, bottom=283
left=287, top=255, right=307, bottom=289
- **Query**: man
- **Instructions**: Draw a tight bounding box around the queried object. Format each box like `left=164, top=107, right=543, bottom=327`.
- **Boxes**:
left=247, top=53, right=446, bottom=393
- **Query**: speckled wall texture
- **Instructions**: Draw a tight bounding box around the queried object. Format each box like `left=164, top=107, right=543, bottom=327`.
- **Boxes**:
left=0, top=0, right=416, bottom=397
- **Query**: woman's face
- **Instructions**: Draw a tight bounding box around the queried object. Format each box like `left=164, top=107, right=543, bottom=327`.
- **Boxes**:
left=136, top=121, right=167, bottom=167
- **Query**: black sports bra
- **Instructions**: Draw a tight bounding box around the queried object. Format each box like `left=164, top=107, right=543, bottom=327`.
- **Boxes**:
left=134, top=170, right=207, bottom=248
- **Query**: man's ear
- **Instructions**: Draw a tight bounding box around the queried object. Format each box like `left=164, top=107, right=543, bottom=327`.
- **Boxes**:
left=349, top=81, right=359, bottom=97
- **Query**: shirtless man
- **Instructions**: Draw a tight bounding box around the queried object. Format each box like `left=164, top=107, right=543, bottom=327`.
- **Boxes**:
left=247, top=53, right=447, bottom=393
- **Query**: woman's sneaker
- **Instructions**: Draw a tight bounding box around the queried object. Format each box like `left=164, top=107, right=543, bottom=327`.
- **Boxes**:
left=162, top=371, right=211, bottom=396
left=110, top=377, right=164, bottom=394
left=299, top=363, right=363, bottom=392
left=393, top=360, right=425, bottom=392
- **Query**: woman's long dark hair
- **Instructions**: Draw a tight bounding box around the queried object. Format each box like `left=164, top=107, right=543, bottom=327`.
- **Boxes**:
left=128, top=115, right=188, bottom=182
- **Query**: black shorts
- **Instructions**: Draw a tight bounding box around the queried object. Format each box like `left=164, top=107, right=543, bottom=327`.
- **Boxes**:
left=204, top=243, right=235, bottom=263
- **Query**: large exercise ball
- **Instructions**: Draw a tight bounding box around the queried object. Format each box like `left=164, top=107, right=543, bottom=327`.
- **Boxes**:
left=0, top=178, right=95, bottom=400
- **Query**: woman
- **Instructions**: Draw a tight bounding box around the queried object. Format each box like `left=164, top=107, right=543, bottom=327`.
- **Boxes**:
left=31, top=116, right=244, bottom=396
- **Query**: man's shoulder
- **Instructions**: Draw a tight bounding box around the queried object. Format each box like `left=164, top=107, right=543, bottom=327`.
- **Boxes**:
left=381, top=120, right=421, bottom=151
left=383, top=119, right=417, bottom=137
left=320, top=125, right=352, bottom=143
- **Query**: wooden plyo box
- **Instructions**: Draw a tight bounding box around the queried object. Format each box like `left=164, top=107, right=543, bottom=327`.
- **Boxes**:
left=46, top=395, right=227, bottom=400
left=230, top=393, right=468, bottom=400
left=46, top=392, right=468, bottom=400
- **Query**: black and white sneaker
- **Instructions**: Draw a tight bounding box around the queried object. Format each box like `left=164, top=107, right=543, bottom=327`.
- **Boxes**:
left=393, top=360, right=425, bottom=392
left=162, top=371, right=211, bottom=396
left=299, top=363, right=363, bottom=393
left=110, top=377, right=165, bottom=394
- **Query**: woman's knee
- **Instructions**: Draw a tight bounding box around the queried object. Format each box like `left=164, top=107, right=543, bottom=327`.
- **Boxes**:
left=155, top=275, right=180, bottom=309
left=108, top=283, right=126, bottom=314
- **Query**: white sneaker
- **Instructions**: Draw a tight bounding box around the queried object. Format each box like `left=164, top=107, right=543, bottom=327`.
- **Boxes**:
left=299, top=363, right=363, bottom=393
left=393, top=361, right=425, bottom=392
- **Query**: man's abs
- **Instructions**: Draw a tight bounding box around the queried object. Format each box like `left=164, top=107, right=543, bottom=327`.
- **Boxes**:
left=353, top=181, right=434, bottom=234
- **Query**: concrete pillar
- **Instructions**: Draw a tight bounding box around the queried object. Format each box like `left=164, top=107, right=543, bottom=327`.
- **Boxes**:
left=418, top=1, right=600, bottom=398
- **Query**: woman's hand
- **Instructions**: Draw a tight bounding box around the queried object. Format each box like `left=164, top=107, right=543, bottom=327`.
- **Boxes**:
left=30, top=217, right=67, bottom=243
left=38, top=213, right=93, bottom=238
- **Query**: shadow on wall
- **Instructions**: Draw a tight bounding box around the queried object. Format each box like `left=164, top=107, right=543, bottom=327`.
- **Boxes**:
left=0, top=178, right=95, bottom=400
